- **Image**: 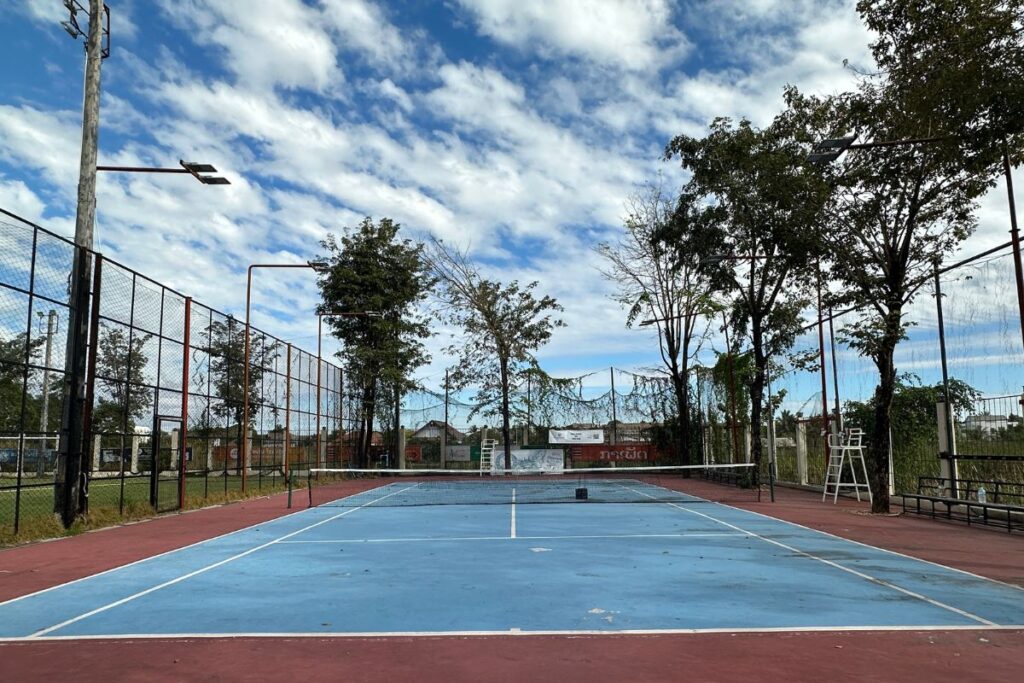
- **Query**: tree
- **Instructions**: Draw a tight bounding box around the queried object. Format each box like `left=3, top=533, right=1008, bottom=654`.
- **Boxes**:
left=0, top=332, right=46, bottom=433
left=857, top=0, right=1024, bottom=167
left=428, top=239, right=564, bottom=469
left=316, top=217, right=433, bottom=467
left=205, top=318, right=279, bottom=432
left=662, top=116, right=830, bottom=476
left=91, top=326, right=153, bottom=436
left=596, top=180, right=716, bottom=464
left=788, top=81, right=992, bottom=513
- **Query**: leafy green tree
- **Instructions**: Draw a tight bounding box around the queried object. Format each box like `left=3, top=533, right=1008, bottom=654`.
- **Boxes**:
left=857, top=0, right=1024, bottom=167
left=316, top=218, right=433, bottom=467
left=0, top=332, right=46, bottom=432
left=428, top=239, right=564, bottom=469
left=596, top=181, right=717, bottom=463
left=91, top=327, right=153, bottom=435
left=663, top=116, right=830, bottom=475
left=844, top=376, right=979, bottom=445
left=789, top=79, right=993, bottom=512
left=204, top=318, right=280, bottom=432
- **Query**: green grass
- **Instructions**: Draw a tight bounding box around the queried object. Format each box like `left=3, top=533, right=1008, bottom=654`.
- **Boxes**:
left=0, top=470, right=291, bottom=546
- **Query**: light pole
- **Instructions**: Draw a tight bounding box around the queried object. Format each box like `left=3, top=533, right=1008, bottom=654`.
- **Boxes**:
left=241, top=261, right=330, bottom=489
left=96, top=160, right=230, bottom=185
left=56, top=1, right=230, bottom=526
left=55, top=0, right=107, bottom=526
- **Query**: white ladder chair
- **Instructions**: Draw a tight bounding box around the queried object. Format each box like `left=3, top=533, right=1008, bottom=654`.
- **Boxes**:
left=822, top=428, right=872, bottom=504
left=479, top=439, right=497, bottom=476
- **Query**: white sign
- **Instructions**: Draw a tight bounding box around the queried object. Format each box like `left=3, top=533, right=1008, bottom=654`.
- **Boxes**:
left=491, top=449, right=564, bottom=474
left=549, top=429, right=604, bottom=444
left=445, top=445, right=472, bottom=462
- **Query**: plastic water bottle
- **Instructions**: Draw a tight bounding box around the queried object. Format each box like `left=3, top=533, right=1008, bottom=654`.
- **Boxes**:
left=977, top=486, right=987, bottom=504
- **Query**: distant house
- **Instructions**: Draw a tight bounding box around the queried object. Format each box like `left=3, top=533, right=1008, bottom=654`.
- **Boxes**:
left=963, top=414, right=1009, bottom=435
left=410, top=420, right=466, bottom=441
left=343, top=430, right=384, bottom=446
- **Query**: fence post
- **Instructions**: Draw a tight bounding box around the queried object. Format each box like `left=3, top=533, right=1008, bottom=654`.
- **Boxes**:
left=285, top=343, right=291, bottom=478
left=796, top=422, right=808, bottom=485
left=130, top=434, right=140, bottom=473
left=179, top=297, right=190, bottom=509
left=398, top=423, right=406, bottom=468
left=936, top=402, right=959, bottom=495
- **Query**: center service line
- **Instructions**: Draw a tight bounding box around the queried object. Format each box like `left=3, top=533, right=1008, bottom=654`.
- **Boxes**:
left=511, top=487, right=517, bottom=539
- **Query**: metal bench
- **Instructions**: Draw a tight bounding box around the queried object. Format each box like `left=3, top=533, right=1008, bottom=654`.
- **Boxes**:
left=900, top=478, right=1024, bottom=533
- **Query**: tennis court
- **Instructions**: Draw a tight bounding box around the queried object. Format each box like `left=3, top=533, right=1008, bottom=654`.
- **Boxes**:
left=0, top=470, right=1022, bottom=640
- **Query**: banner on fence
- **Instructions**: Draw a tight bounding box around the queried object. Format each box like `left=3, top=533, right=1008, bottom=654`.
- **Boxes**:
left=569, top=444, right=659, bottom=463
left=549, top=429, right=604, bottom=444
left=405, top=444, right=423, bottom=462
left=445, top=445, right=473, bottom=462
left=492, top=448, right=564, bottom=473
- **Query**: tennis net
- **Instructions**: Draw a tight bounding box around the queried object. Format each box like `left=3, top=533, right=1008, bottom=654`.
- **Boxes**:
left=300, top=463, right=760, bottom=508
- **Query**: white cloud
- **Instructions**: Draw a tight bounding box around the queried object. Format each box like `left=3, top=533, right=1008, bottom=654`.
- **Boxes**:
left=156, top=0, right=342, bottom=93
left=455, top=0, right=690, bottom=70
left=0, top=177, right=46, bottom=223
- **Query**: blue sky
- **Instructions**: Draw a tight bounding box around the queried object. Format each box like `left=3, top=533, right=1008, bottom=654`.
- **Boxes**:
left=1, top=0, right=1021, bottom=409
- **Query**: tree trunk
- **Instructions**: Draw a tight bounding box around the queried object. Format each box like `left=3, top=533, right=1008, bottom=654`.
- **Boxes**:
left=500, top=357, right=512, bottom=470
left=749, top=322, right=766, bottom=482
left=670, top=373, right=689, bottom=468
left=870, top=344, right=897, bottom=514
left=359, top=380, right=377, bottom=468
left=749, top=370, right=764, bottom=483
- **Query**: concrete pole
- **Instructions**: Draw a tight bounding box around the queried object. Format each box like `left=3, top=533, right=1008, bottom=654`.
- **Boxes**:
left=92, top=433, right=101, bottom=473
left=130, top=434, right=140, bottom=473
left=796, top=422, right=808, bottom=486
left=170, top=429, right=179, bottom=469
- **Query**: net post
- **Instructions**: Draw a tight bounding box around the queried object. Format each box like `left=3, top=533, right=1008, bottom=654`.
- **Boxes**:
left=287, top=467, right=292, bottom=509
left=307, top=468, right=313, bottom=507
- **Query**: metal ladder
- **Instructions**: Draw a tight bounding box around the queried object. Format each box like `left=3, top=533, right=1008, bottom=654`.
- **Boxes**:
left=822, top=428, right=872, bottom=503
left=479, top=439, right=497, bottom=475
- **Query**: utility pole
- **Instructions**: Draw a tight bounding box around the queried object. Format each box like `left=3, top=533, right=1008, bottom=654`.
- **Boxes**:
left=55, top=0, right=107, bottom=526
left=38, top=311, right=58, bottom=475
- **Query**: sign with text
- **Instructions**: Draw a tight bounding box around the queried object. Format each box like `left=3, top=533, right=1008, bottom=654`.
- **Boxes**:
left=405, top=443, right=423, bottom=463
left=569, top=444, right=659, bottom=463
left=445, top=445, right=472, bottom=462
left=549, top=429, right=604, bottom=444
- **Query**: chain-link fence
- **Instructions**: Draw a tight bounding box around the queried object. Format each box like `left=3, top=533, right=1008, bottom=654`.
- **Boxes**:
left=0, top=208, right=344, bottom=541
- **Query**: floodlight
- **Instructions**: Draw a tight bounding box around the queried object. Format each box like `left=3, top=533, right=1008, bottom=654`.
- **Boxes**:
left=200, top=176, right=231, bottom=185
left=181, top=162, right=218, bottom=173
left=61, top=20, right=82, bottom=38
left=808, top=136, right=858, bottom=164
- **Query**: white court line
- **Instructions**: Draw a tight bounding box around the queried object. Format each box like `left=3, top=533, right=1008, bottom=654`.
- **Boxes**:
left=27, top=484, right=420, bottom=638
left=276, top=532, right=748, bottom=544
left=510, top=487, right=516, bottom=539
left=621, top=484, right=999, bottom=627
left=733, top=501, right=1024, bottom=595
left=2, top=623, right=1023, bottom=642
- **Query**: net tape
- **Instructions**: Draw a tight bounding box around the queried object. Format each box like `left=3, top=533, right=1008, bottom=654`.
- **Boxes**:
left=303, top=463, right=758, bottom=507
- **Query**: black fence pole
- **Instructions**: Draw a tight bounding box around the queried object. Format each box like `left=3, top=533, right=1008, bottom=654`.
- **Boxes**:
left=934, top=259, right=958, bottom=496
left=55, top=245, right=93, bottom=527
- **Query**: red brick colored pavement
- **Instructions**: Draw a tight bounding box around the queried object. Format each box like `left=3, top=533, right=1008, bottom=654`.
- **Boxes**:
left=1, top=479, right=1022, bottom=682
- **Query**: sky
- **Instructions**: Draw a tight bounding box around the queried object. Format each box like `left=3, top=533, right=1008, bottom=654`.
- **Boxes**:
left=1, top=0, right=1021, bottom=410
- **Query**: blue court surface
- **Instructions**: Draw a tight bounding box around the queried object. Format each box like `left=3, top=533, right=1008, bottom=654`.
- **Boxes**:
left=1, top=479, right=1023, bottom=639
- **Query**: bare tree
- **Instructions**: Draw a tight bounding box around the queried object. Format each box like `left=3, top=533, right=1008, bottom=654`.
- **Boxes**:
left=427, top=239, right=564, bottom=469
left=596, top=181, right=716, bottom=463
